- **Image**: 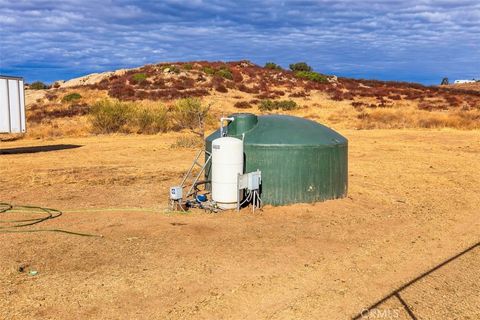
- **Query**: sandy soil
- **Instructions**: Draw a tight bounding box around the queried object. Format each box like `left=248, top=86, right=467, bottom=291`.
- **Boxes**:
left=0, top=129, right=479, bottom=319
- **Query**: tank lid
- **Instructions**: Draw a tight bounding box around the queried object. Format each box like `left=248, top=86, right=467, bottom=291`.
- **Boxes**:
left=227, top=113, right=258, bottom=136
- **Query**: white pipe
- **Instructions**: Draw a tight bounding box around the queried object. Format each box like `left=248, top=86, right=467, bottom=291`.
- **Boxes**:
left=220, top=117, right=234, bottom=137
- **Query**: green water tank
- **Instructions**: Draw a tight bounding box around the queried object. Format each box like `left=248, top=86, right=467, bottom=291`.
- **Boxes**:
left=205, top=113, right=348, bottom=206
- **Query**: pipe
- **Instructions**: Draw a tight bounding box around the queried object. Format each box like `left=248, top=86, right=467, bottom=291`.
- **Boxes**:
left=220, top=117, right=234, bottom=137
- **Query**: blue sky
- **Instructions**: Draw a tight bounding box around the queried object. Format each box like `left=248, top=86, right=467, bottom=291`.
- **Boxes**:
left=0, top=0, right=479, bottom=84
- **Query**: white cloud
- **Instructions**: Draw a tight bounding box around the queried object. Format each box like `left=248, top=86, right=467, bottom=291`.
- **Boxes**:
left=0, top=0, right=478, bottom=83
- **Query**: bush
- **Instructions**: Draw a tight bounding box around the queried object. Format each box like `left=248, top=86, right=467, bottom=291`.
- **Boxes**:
left=215, top=68, right=233, bottom=80
left=161, top=65, right=180, bottom=74
left=62, top=92, right=82, bottom=102
left=172, top=98, right=211, bottom=138
left=201, top=66, right=233, bottom=80
left=30, top=81, right=48, bottom=90
left=234, top=101, right=252, bottom=109
left=259, top=99, right=297, bottom=111
left=131, top=73, right=147, bottom=84
left=136, top=108, right=168, bottom=134
left=170, top=135, right=204, bottom=149
left=90, top=99, right=169, bottom=134
left=183, top=63, right=193, bottom=70
left=295, top=71, right=328, bottom=83
left=289, top=62, right=312, bottom=72
left=90, top=99, right=134, bottom=134
left=215, top=84, right=228, bottom=93
left=265, top=62, right=282, bottom=70
left=202, top=66, right=215, bottom=75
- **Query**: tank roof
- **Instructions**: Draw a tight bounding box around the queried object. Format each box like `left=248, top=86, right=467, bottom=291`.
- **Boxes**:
left=224, top=114, right=347, bottom=147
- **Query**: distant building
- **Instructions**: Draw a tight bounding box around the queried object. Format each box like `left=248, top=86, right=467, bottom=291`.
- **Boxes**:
left=454, top=79, right=476, bottom=84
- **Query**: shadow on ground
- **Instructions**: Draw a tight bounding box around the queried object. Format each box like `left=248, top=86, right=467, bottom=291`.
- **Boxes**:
left=0, top=144, right=82, bottom=155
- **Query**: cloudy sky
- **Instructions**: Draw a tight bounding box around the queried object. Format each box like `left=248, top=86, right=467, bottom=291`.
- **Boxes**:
left=0, top=0, right=478, bottom=84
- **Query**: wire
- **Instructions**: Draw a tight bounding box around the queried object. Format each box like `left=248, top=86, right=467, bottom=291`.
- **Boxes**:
left=0, top=203, right=102, bottom=237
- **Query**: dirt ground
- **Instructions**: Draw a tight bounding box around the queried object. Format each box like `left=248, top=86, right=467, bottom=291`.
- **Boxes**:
left=0, top=129, right=479, bottom=319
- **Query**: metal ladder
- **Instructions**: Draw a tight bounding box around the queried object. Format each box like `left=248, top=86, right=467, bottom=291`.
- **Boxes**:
left=180, top=149, right=212, bottom=198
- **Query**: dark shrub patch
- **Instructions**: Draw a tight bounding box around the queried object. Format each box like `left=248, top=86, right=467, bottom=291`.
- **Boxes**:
left=289, top=62, right=312, bottom=72
left=215, top=84, right=228, bottom=93
left=62, top=92, right=82, bottom=102
left=265, top=62, right=282, bottom=70
left=215, top=68, right=233, bottom=80
left=234, top=101, right=252, bottom=109
left=131, top=73, right=147, bottom=84
left=30, top=81, right=48, bottom=90
left=295, top=71, right=328, bottom=83
left=259, top=99, right=297, bottom=111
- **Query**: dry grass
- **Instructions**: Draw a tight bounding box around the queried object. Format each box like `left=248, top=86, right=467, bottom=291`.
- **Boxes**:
left=21, top=62, right=480, bottom=139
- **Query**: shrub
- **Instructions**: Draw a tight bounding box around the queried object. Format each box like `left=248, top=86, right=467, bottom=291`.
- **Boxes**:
left=183, top=63, right=193, bottom=70
left=90, top=99, right=134, bottom=134
left=172, top=98, right=212, bottom=138
left=289, top=91, right=309, bottom=98
left=215, top=68, right=233, bottom=80
left=161, top=65, right=180, bottom=74
left=234, top=101, right=252, bottom=109
left=202, top=66, right=215, bottom=75
left=215, top=84, right=228, bottom=93
left=295, top=71, right=328, bottom=83
left=62, top=92, right=82, bottom=102
left=289, top=62, right=312, bottom=72
left=259, top=99, right=297, bottom=111
left=201, top=66, right=233, bottom=80
left=265, top=62, right=282, bottom=70
left=170, top=135, right=204, bottom=149
left=131, top=73, right=147, bottom=84
left=90, top=99, right=169, bottom=134
left=30, top=81, right=48, bottom=90
left=136, top=108, right=168, bottom=134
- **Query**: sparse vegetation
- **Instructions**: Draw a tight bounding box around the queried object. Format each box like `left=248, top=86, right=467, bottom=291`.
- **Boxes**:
left=172, top=98, right=212, bottom=138
left=62, top=92, right=82, bottom=102
left=295, top=71, right=329, bottom=83
left=215, top=68, right=233, bottom=80
left=289, top=62, right=312, bottom=72
left=265, top=62, right=282, bottom=70
left=170, top=135, right=204, bottom=149
left=136, top=107, right=169, bottom=134
left=183, top=63, right=194, bottom=70
left=26, top=60, right=480, bottom=137
left=90, top=99, right=134, bottom=134
left=234, top=101, right=252, bottom=109
left=89, top=99, right=168, bottom=134
left=29, top=81, right=48, bottom=90
left=131, top=73, right=148, bottom=84
left=259, top=99, right=297, bottom=111
left=161, top=65, right=180, bottom=74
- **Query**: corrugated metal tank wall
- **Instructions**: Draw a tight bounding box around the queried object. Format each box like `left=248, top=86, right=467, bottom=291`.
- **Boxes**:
left=205, top=113, right=348, bottom=206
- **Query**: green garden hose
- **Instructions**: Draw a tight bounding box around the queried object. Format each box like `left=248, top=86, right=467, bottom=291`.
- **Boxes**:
left=0, top=203, right=102, bottom=237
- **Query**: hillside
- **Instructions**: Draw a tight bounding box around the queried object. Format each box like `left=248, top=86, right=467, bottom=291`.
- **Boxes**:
left=22, top=60, right=480, bottom=138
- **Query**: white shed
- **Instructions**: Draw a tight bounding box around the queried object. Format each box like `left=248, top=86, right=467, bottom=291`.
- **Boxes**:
left=0, top=75, right=26, bottom=133
left=453, top=79, right=476, bottom=84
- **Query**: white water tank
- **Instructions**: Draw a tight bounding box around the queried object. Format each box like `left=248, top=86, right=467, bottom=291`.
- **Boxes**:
left=211, top=137, right=244, bottom=209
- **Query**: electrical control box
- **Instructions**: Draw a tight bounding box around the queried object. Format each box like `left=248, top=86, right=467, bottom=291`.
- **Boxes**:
left=237, top=170, right=261, bottom=191
left=247, top=170, right=261, bottom=190
left=170, top=186, right=183, bottom=200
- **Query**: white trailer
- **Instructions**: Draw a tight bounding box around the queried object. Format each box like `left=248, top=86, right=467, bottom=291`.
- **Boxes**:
left=0, top=75, right=26, bottom=134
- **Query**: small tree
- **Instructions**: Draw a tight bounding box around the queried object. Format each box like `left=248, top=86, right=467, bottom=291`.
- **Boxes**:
left=265, top=62, right=282, bottom=70
left=173, top=98, right=212, bottom=138
left=289, top=62, right=312, bottom=72
left=29, top=81, right=48, bottom=90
